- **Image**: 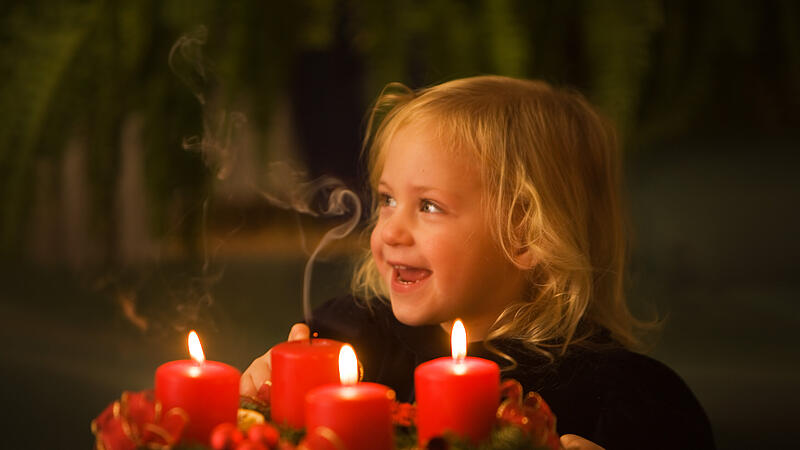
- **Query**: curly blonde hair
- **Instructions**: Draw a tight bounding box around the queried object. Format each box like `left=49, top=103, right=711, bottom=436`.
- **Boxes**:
left=353, top=75, right=651, bottom=357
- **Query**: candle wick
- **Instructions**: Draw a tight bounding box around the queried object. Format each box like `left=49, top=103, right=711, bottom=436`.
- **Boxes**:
left=452, top=356, right=467, bottom=375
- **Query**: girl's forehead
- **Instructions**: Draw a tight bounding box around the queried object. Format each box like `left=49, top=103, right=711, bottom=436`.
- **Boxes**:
left=377, top=124, right=482, bottom=191
left=369, top=115, right=481, bottom=190
left=387, top=120, right=472, bottom=159
left=386, top=124, right=472, bottom=165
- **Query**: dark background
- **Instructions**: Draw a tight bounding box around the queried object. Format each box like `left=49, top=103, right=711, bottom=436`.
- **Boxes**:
left=1, top=1, right=798, bottom=449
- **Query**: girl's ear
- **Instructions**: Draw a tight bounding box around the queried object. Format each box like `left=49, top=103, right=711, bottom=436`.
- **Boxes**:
left=512, top=246, right=537, bottom=269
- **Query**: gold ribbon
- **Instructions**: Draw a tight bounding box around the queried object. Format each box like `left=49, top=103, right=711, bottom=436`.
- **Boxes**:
left=299, top=426, right=349, bottom=450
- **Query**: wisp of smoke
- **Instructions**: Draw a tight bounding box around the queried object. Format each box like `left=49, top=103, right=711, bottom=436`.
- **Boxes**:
left=117, top=290, right=148, bottom=332
left=259, top=164, right=362, bottom=324
left=168, top=26, right=210, bottom=106
left=169, top=28, right=364, bottom=328
left=169, top=25, right=245, bottom=181
left=301, top=186, right=360, bottom=324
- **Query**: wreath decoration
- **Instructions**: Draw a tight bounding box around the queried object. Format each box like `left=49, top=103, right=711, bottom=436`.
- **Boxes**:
left=92, top=379, right=560, bottom=450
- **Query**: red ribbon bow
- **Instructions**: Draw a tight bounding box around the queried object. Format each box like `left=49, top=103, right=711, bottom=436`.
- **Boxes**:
left=391, top=401, right=417, bottom=427
left=496, top=379, right=561, bottom=450
left=91, top=390, right=188, bottom=450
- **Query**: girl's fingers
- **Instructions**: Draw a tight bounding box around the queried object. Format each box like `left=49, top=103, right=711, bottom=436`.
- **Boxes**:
left=560, top=434, right=605, bottom=450
left=240, top=351, right=272, bottom=396
left=287, top=323, right=310, bottom=341
left=240, top=371, right=258, bottom=397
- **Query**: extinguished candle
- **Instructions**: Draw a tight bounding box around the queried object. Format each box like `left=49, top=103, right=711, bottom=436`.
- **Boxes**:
left=270, top=338, right=342, bottom=428
left=155, top=331, right=240, bottom=445
left=415, top=320, right=500, bottom=446
left=305, top=345, right=395, bottom=450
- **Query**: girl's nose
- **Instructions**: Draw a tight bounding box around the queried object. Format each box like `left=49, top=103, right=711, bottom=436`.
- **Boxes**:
left=380, top=213, right=414, bottom=246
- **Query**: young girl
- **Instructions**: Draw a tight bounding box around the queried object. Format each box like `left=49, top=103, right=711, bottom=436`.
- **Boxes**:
left=241, top=76, right=714, bottom=450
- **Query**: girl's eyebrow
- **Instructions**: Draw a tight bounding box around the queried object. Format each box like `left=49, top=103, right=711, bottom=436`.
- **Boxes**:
left=379, top=180, right=461, bottom=203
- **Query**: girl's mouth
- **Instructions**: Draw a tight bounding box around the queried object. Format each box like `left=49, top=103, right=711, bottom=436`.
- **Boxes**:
left=390, top=264, right=432, bottom=292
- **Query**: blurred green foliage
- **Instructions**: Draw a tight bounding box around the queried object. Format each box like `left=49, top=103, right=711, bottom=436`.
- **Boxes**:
left=1, top=0, right=798, bottom=258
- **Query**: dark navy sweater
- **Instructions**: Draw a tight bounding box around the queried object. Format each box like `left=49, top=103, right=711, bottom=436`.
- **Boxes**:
left=309, top=296, right=715, bottom=450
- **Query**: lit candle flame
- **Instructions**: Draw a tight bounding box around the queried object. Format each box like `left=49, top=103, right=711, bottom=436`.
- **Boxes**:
left=451, top=319, right=467, bottom=362
left=188, top=330, right=205, bottom=363
left=339, top=344, right=358, bottom=385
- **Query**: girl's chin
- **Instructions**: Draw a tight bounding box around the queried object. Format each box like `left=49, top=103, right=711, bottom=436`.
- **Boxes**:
left=389, top=298, right=436, bottom=327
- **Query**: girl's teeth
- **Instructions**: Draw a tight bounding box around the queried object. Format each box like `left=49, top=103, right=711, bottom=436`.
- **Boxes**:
left=395, top=266, right=432, bottom=283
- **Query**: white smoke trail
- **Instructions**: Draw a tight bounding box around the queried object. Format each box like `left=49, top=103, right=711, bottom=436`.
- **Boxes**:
left=169, top=28, right=364, bottom=327
left=169, top=25, right=245, bottom=181
left=257, top=164, right=362, bottom=323
left=299, top=184, right=361, bottom=324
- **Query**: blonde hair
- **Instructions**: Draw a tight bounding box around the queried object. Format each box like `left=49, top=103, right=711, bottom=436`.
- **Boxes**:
left=353, top=75, right=651, bottom=358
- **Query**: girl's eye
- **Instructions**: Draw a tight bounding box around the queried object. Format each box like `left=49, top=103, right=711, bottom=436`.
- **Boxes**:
left=420, top=199, right=443, bottom=214
left=378, top=193, right=396, bottom=208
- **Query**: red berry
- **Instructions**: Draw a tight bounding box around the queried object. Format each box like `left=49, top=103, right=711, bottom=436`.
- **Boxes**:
left=210, top=422, right=244, bottom=450
left=248, top=423, right=280, bottom=448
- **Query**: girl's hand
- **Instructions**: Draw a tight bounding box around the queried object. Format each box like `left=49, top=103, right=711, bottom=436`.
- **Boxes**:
left=239, top=323, right=310, bottom=397
left=560, top=434, right=605, bottom=450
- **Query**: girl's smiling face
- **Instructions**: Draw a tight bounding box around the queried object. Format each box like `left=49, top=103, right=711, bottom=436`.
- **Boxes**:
left=370, top=122, right=528, bottom=338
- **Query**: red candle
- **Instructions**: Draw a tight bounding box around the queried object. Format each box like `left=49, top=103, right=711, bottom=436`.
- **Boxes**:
left=270, top=338, right=342, bottom=428
left=155, top=331, right=240, bottom=445
left=305, top=345, right=395, bottom=450
left=415, top=320, right=500, bottom=446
